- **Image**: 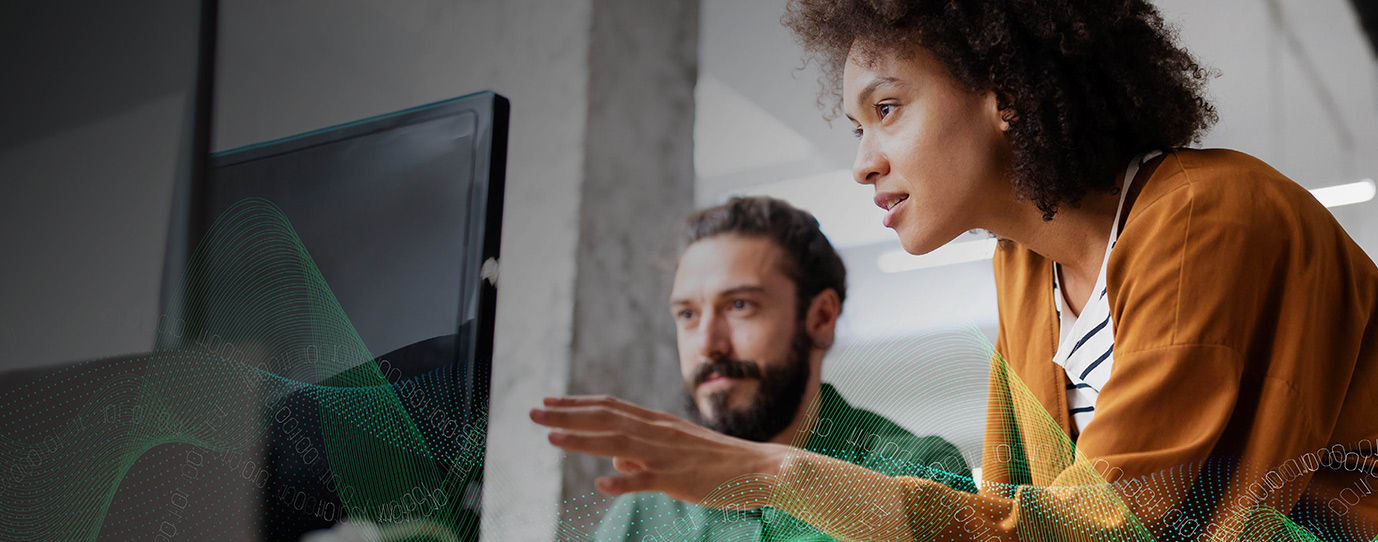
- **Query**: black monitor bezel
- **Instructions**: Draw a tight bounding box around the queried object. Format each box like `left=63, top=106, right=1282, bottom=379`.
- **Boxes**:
left=202, top=91, right=507, bottom=393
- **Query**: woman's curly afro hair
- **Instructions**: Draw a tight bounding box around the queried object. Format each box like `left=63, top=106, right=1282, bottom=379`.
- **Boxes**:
left=783, top=0, right=1218, bottom=219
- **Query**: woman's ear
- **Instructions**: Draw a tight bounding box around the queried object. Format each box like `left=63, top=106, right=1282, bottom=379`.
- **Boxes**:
left=984, top=90, right=1016, bottom=132
left=999, top=109, right=1018, bottom=132
left=806, top=289, right=841, bottom=350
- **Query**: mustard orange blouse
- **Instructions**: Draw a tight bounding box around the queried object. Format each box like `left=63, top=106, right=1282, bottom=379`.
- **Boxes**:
left=895, top=149, right=1378, bottom=540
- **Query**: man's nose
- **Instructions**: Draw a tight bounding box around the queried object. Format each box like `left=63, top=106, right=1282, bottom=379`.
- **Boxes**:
left=696, top=311, right=732, bottom=358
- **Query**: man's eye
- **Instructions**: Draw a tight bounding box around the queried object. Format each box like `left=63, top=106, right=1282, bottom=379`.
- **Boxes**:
left=876, top=103, right=896, bottom=119
left=730, top=299, right=752, bottom=310
left=676, top=310, right=695, bottom=321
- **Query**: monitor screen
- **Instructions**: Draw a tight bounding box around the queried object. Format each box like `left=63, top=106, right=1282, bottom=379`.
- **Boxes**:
left=199, top=92, right=507, bottom=539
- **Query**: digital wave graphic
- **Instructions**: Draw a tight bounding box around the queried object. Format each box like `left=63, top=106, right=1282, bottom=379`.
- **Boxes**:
left=0, top=198, right=1374, bottom=541
left=0, top=199, right=487, bottom=540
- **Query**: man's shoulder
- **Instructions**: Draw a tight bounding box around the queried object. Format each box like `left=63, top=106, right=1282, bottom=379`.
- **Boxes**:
left=835, top=402, right=960, bottom=460
left=596, top=491, right=706, bottom=541
left=815, top=386, right=972, bottom=479
left=817, top=385, right=934, bottom=444
left=603, top=491, right=698, bottom=520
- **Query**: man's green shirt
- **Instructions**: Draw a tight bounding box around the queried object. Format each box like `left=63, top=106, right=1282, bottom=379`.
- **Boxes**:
left=594, top=384, right=976, bottom=541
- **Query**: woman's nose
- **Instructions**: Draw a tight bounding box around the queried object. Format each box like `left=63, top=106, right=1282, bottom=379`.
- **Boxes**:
left=852, top=137, right=888, bottom=185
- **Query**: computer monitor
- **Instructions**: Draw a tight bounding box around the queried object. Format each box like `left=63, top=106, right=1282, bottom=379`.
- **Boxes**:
left=201, top=91, right=507, bottom=539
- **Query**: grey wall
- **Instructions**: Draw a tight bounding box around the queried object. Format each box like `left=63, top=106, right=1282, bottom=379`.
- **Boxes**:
left=0, top=3, right=262, bottom=540
left=0, top=0, right=203, bottom=371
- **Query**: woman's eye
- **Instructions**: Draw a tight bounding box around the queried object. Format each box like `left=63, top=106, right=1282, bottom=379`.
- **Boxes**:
left=730, top=299, right=752, bottom=310
left=876, top=103, right=896, bottom=119
left=851, top=126, right=863, bottom=139
left=676, top=310, right=695, bottom=321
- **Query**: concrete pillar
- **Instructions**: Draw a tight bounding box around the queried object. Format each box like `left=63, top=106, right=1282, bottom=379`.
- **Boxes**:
left=561, top=0, right=701, bottom=527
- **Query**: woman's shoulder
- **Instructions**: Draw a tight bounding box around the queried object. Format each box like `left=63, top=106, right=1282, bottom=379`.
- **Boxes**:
left=1112, top=148, right=1361, bottom=274
left=1130, top=148, right=1322, bottom=228
left=1103, top=149, right=1378, bottom=359
left=1158, top=147, right=1276, bottom=177
left=995, top=147, right=1311, bottom=273
left=1117, top=148, right=1344, bottom=267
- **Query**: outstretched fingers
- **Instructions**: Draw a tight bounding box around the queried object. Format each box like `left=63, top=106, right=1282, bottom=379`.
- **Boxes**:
left=545, top=429, right=667, bottom=464
left=532, top=404, right=678, bottom=439
left=542, top=395, right=677, bottom=423
left=532, top=397, right=687, bottom=448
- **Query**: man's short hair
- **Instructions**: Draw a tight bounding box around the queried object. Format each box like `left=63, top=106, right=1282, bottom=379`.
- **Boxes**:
left=682, top=196, right=846, bottom=318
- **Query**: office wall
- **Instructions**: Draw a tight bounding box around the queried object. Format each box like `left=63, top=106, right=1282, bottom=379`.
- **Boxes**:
left=0, top=0, right=202, bottom=371
left=0, top=3, right=259, bottom=540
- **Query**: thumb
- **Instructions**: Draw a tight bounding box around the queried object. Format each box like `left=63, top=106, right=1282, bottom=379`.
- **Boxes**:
left=612, top=456, right=647, bottom=474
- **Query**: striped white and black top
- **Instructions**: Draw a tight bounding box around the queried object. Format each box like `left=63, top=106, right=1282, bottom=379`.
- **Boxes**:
left=1051, top=151, right=1161, bottom=432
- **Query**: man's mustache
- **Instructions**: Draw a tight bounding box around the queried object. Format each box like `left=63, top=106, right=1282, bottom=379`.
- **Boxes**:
left=691, top=357, right=763, bottom=387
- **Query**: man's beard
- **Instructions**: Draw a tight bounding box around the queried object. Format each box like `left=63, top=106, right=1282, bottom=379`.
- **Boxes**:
left=684, top=323, right=813, bottom=442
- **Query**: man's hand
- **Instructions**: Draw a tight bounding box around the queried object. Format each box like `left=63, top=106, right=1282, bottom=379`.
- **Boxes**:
left=530, top=395, right=791, bottom=509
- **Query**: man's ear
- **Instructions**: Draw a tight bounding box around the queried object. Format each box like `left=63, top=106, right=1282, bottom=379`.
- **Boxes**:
left=805, top=289, right=841, bottom=350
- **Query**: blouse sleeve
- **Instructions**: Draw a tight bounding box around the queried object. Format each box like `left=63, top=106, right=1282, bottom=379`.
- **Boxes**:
left=888, top=154, right=1354, bottom=541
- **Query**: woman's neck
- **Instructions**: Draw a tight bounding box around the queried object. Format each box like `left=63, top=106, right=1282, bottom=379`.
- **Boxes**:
left=986, top=188, right=1122, bottom=286
left=985, top=153, right=1163, bottom=285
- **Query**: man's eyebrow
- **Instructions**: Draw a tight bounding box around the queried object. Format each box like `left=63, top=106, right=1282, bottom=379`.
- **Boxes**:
left=717, top=285, right=766, bottom=297
left=669, top=285, right=766, bottom=306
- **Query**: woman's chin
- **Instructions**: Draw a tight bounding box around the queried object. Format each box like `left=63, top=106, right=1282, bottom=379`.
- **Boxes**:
left=897, top=229, right=952, bottom=256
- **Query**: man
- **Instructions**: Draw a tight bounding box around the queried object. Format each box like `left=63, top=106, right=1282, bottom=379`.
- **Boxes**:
left=594, top=196, right=974, bottom=541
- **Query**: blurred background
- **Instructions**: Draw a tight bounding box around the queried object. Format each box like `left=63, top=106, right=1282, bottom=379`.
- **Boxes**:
left=1, top=0, right=1375, bottom=540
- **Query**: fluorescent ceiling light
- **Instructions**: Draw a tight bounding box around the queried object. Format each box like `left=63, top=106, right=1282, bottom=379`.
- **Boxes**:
left=877, top=238, right=999, bottom=274
left=727, top=169, right=891, bottom=248
left=1310, top=179, right=1375, bottom=208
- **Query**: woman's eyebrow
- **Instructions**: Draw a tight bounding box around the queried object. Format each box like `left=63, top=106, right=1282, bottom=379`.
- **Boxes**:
left=855, top=76, right=903, bottom=107
left=847, top=76, right=904, bottom=123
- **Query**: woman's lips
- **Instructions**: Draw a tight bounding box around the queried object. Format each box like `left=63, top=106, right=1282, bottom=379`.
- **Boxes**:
left=883, top=196, right=909, bottom=228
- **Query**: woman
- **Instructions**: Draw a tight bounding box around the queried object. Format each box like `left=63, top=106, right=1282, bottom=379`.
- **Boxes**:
left=532, top=0, right=1378, bottom=539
